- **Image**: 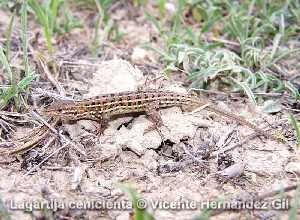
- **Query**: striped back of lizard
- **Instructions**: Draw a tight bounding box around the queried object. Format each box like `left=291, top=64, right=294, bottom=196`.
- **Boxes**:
left=43, top=90, right=200, bottom=120
left=43, top=90, right=273, bottom=138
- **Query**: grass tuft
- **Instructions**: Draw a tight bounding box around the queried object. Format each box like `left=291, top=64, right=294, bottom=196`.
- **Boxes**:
left=0, top=0, right=36, bottom=110
left=289, top=114, right=300, bottom=148
left=144, top=0, right=300, bottom=103
left=28, top=0, right=60, bottom=53
left=28, top=0, right=82, bottom=54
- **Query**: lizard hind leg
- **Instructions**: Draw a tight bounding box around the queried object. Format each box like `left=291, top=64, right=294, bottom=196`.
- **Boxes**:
left=88, top=114, right=109, bottom=136
left=143, top=102, right=169, bottom=140
left=181, top=104, right=197, bottom=112
left=181, top=102, right=202, bottom=113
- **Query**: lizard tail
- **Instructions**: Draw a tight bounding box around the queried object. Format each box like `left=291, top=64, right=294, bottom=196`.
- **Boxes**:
left=205, top=104, right=270, bottom=138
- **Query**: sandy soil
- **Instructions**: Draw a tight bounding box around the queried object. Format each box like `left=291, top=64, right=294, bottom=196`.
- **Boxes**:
left=0, top=2, right=299, bottom=220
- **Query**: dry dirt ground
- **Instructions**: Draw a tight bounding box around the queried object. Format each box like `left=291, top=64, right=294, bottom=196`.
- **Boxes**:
left=0, top=2, right=299, bottom=220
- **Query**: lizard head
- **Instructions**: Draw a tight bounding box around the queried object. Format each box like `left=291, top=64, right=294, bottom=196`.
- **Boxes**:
left=41, top=100, right=78, bottom=120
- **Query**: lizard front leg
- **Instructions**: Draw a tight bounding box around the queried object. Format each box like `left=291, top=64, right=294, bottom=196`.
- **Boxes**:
left=87, top=114, right=109, bottom=136
left=143, top=101, right=166, bottom=139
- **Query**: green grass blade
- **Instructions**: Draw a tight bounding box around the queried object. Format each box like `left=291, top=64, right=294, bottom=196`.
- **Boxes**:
left=50, top=0, right=62, bottom=21
left=0, top=86, right=17, bottom=108
left=118, top=184, right=154, bottom=220
left=144, top=11, right=161, bottom=32
left=269, top=33, right=282, bottom=62
left=28, top=0, right=54, bottom=53
left=158, top=0, right=165, bottom=17
left=5, top=12, right=15, bottom=61
left=0, top=45, right=19, bottom=109
left=28, top=0, right=47, bottom=26
left=17, top=72, right=36, bottom=91
left=0, top=46, right=14, bottom=85
left=171, top=0, right=185, bottom=36
left=0, top=72, right=36, bottom=109
left=289, top=114, right=300, bottom=148
left=21, top=0, right=29, bottom=76
left=285, top=81, right=300, bottom=99
left=231, top=77, right=257, bottom=105
left=266, top=48, right=300, bottom=68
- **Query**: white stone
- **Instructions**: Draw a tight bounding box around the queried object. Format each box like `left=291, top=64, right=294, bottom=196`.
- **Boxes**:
left=85, top=59, right=144, bottom=98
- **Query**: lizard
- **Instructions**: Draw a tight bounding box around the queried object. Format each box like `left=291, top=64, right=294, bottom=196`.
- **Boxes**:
left=0, top=90, right=277, bottom=156
left=41, top=90, right=276, bottom=139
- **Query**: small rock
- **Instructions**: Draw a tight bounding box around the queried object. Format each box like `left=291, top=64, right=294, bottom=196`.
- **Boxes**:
left=77, top=120, right=98, bottom=133
left=111, top=188, right=124, bottom=197
left=131, top=47, right=152, bottom=63
left=71, top=166, right=84, bottom=190
left=160, top=107, right=197, bottom=143
left=97, top=178, right=113, bottom=189
left=261, top=100, right=282, bottom=113
left=85, top=59, right=144, bottom=98
left=217, top=163, right=245, bottom=178
left=119, top=138, right=146, bottom=156
left=115, top=118, right=162, bottom=156
left=165, top=2, right=176, bottom=14
left=142, top=150, right=159, bottom=171
left=244, top=144, right=290, bottom=175
left=285, top=162, right=300, bottom=175
left=116, top=212, right=130, bottom=220
left=64, top=123, right=83, bottom=140
left=97, top=143, right=122, bottom=161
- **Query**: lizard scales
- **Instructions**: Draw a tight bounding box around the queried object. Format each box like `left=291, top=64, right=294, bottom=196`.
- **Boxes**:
left=43, top=90, right=271, bottom=138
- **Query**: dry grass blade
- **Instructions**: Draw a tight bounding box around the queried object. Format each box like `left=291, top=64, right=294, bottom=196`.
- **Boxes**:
left=36, top=54, right=65, bottom=96
left=7, top=116, right=59, bottom=155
